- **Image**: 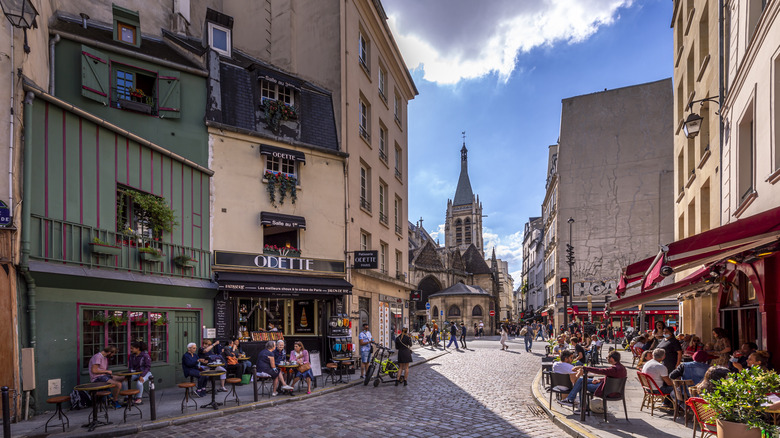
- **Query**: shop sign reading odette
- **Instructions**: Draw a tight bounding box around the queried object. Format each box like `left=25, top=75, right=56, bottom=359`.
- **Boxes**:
left=213, top=250, right=346, bottom=274
left=354, top=251, right=378, bottom=269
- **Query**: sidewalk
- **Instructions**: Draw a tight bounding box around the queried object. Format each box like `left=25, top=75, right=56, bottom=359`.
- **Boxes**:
left=530, top=345, right=693, bottom=438
left=12, top=346, right=448, bottom=438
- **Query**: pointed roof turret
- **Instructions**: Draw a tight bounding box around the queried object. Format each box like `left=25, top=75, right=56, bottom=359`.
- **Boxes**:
left=453, top=142, right=474, bottom=206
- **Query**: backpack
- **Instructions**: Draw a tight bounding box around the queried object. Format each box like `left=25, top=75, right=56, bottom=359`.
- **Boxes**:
left=70, top=388, right=92, bottom=410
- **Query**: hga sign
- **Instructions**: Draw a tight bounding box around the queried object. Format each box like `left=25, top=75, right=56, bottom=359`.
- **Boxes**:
left=573, top=280, right=618, bottom=296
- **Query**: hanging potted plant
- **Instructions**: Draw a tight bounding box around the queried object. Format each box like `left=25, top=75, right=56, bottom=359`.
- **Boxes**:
left=263, top=99, right=298, bottom=133
left=89, top=237, right=122, bottom=256
left=138, top=246, right=163, bottom=262
left=89, top=312, right=107, bottom=327
left=154, top=315, right=169, bottom=326
left=263, top=171, right=298, bottom=206
left=173, top=254, right=198, bottom=269
left=108, top=314, right=128, bottom=327
left=133, top=316, right=149, bottom=326
left=122, top=189, right=178, bottom=237
left=702, top=366, right=780, bottom=438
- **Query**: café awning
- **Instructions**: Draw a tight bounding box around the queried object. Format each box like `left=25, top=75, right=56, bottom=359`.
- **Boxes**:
left=619, top=205, right=780, bottom=296
left=608, top=266, right=712, bottom=311
left=260, top=212, right=306, bottom=229
left=215, top=271, right=352, bottom=295
left=260, top=144, right=306, bottom=164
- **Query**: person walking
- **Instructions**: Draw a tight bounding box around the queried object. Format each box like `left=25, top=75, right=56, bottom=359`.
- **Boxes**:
left=478, top=320, right=484, bottom=338
left=535, top=322, right=546, bottom=341
left=499, top=324, right=509, bottom=350
left=395, top=328, right=413, bottom=386
left=460, top=322, right=467, bottom=349
left=446, top=322, right=460, bottom=350
left=523, top=322, right=534, bottom=352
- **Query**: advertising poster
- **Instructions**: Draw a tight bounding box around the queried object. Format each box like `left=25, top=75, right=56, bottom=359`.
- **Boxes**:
left=378, top=302, right=390, bottom=347
left=294, top=300, right=315, bottom=334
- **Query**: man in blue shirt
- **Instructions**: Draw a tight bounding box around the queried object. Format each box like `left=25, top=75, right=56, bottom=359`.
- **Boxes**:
left=446, top=322, right=460, bottom=350
left=359, top=323, right=373, bottom=378
left=669, top=350, right=710, bottom=386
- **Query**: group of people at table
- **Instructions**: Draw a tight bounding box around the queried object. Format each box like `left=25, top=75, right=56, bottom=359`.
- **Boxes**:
left=549, top=321, right=777, bottom=413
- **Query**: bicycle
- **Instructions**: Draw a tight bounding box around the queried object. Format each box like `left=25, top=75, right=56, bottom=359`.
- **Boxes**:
left=363, top=342, right=399, bottom=387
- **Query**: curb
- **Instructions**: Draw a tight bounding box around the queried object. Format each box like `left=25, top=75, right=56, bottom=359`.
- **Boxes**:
left=530, top=369, right=598, bottom=438
left=36, top=349, right=451, bottom=438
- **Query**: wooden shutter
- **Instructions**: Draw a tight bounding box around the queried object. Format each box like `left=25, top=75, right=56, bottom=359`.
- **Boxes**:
left=80, top=45, right=109, bottom=105
left=157, top=70, right=181, bottom=119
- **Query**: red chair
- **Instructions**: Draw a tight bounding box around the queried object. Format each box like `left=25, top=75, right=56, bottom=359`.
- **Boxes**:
left=631, top=347, right=643, bottom=368
left=686, top=397, right=716, bottom=438
left=637, top=371, right=673, bottom=417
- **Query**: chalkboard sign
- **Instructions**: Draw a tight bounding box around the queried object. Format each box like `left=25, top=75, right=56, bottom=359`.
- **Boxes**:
left=214, top=295, right=229, bottom=339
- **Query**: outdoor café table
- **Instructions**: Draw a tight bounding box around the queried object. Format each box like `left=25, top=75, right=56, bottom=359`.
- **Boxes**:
left=74, top=381, right=114, bottom=432
left=114, top=370, right=142, bottom=390
left=332, top=358, right=352, bottom=383
left=206, top=362, right=224, bottom=369
left=200, top=370, right=226, bottom=410
left=278, top=363, right=299, bottom=386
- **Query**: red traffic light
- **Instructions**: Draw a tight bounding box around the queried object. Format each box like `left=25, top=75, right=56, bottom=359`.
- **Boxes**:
left=561, top=277, right=568, bottom=284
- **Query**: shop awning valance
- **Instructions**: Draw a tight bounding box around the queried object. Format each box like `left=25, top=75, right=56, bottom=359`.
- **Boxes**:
left=215, top=271, right=351, bottom=295
left=260, top=144, right=306, bottom=164
left=618, top=205, right=780, bottom=296
left=260, top=212, right=306, bottom=229
left=608, top=266, right=712, bottom=311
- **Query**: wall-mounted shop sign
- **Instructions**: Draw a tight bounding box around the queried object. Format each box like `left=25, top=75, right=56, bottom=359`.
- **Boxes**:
left=353, top=250, right=378, bottom=269
left=214, top=250, right=345, bottom=274
left=0, top=200, right=11, bottom=227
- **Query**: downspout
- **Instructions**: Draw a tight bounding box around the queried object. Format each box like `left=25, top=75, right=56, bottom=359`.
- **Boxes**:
left=718, top=0, right=724, bottom=224
left=21, top=91, right=36, bottom=349
left=8, top=25, right=14, bottom=219
left=48, top=34, right=60, bottom=94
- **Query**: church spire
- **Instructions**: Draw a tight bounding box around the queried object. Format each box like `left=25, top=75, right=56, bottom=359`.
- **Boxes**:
left=453, top=136, right=474, bottom=206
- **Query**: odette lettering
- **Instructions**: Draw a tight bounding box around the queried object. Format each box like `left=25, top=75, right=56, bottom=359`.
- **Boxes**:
left=272, top=151, right=297, bottom=161
left=254, top=255, right=314, bottom=271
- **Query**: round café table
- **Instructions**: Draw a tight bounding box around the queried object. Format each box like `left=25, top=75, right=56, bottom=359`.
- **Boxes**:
left=200, top=370, right=226, bottom=410
left=114, top=370, right=142, bottom=390
left=332, top=358, right=352, bottom=383
left=278, top=363, right=299, bottom=387
left=74, top=382, right=114, bottom=431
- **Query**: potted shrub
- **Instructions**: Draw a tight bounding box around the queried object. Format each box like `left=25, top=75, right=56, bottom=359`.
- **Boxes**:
left=702, top=366, right=780, bottom=437
left=108, top=314, right=128, bottom=326
left=89, top=312, right=107, bottom=326
left=173, top=254, right=198, bottom=268
left=89, top=237, right=122, bottom=256
left=138, top=246, right=163, bottom=262
left=154, top=315, right=169, bottom=326
left=263, top=99, right=298, bottom=133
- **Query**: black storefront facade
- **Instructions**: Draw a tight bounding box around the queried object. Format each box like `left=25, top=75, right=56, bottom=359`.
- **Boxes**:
left=212, top=250, right=352, bottom=366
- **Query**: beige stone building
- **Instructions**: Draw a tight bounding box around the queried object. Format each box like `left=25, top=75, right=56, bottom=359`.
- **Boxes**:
left=672, top=0, right=721, bottom=336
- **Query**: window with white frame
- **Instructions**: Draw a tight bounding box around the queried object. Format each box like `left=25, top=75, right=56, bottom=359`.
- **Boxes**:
left=359, top=98, right=370, bottom=141
left=380, top=242, right=388, bottom=273
left=379, top=123, right=388, bottom=162
left=359, top=32, right=370, bottom=72
left=378, top=65, right=387, bottom=101
left=260, top=79, right=294, bottom=105
left=394, top=92, right=401, bottom=123
left=395, top=250, right=402, bottom=277
left=394, top=196, right=400, bottom=231
left=360, top=231, right=370, bottom=251
left=266, top=154, right=296, bottom=177
left=379, top=181, right=388, bottom=224
left=208, top=22, right=232, bottom=56
left=737, top=101, right=755, bottom=203
left=360, top=164, right=371, bottom=211
left=394, top=144, right=402, bottom=179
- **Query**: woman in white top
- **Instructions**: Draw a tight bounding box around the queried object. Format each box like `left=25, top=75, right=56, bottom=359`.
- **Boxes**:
left=499, top=324, right=509, bottom=350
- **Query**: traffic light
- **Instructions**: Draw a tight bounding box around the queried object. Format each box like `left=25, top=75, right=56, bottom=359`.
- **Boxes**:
left=560, top=277, right=570, bottom=296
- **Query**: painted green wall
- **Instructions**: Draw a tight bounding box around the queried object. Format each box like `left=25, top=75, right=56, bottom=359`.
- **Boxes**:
left=54, top=38, right=208, bottom=166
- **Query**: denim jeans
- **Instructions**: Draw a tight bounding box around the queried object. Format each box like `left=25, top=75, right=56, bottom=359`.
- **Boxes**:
left=566, top=377, right=599, bottom=402
left=447, top=335, right=459, bottom=349
left=524, top=337, right=533, bottom=351
left=128, top=372, right=153, bottom=398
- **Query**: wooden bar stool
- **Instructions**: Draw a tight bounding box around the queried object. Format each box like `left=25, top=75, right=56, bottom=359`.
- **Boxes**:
left=119, top=389, right=142, bottom=423
left=177, top=382, right=198, bottom=413
left=255, top=371, right=272, bottom=397
left=323, top=363, right=338, bottom=386
left=44, top=396, right=71, bottom=433
left=224, top=377, right=242, bottom=406
left=91, top=391, right=112, bottom=424
left=338, top=360, right=353, bottom=383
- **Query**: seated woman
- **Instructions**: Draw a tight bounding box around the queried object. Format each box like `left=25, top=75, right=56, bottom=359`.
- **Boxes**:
left=732, top=350, right=770, bottom=372
left=182, top=343, right=208, bottom=397
left=289, top=341, right=314, bottom=394
left=693, top=366, right=730, bottom=395
left=684, top=336, right=703, bottom=355
left=257, top=340, right=292, bottom=396
left=127, top=341, right=152, bottom=405
left=223, top=338, right=250, bottom=376
left=198, top=339, right=227, bottom=392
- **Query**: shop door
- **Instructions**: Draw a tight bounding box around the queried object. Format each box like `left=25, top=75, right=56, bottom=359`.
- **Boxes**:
left=173, top=311, right=201, bottom=383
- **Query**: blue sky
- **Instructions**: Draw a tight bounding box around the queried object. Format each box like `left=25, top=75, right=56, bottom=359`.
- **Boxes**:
left=383, top=0, right=673, bottom=282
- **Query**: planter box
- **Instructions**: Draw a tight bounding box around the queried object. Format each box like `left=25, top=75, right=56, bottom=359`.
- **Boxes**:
left=89, top=321, right=105, bottom=327
left=716, top=419, right=761, bottom=438
left=90, top=243, right=122, bottom=256
left=120, top=99, right=153, bottom=114
left=174, top=259, right=198, bottom=268
left=263, top=250, right=301, bottom=257
left=140, top=251, right=162, bottom=262
left=134, top=322, right=149, bottom=326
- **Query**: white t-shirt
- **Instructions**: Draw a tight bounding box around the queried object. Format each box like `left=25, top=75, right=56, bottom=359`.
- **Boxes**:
left=552, top=361, right=575, bottom=375
left=642, top=359, right=668, bottom=388
left=479, top=322, right=484, bottom=328
left=359, top=330, right=373, bottom=352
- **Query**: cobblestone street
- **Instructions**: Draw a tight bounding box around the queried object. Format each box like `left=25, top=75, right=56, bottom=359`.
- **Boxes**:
left=139, top=338, right=559, bottom=438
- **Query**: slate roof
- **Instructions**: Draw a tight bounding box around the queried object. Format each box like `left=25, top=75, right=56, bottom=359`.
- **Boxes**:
left=412, top=241, right=445, bottom=271
left=429, top=283, right=490, bottom=297
left=453, top=144, right=474, bottom=206
left=462, top=244, right=492, bottom=274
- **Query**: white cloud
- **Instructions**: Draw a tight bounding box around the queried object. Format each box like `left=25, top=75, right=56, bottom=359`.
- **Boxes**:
left=483, top=228, right=524, bottom=283
left=386, top=0, right=633, bottom=84
left=428, top=223, right=446, bottom=243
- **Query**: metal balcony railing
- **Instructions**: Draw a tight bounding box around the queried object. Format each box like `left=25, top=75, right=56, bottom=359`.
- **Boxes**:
left=360, top=197, right=371, bottom=212
left=379, top=211, right=388, bottom=224
left=30, top=214, right=211, bottom=279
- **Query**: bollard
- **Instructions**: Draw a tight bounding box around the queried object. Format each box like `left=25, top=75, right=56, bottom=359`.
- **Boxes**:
left=2, top=386, right=10, bottom=438
left=252, top=366, right=258, bottom=402
left=149, top=381, right=157, bottom=421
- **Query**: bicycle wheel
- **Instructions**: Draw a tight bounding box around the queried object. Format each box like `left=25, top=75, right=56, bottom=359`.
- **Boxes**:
left=387, top=361, right=399, bottom=378
left=364, top=363, right=376, bottom=386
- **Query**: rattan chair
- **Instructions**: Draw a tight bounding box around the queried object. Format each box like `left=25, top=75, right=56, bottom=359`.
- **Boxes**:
left=686, top=397, right=717, bottom=438
left=672, top=379, right=694, bottom=426
left=637, top=371, right=673, bottom=417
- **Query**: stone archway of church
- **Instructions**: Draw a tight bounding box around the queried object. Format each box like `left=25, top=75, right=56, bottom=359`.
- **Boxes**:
left=417, top=275, right=443, bottom=311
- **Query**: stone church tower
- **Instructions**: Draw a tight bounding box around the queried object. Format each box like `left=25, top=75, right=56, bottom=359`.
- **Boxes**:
left=445, top=143, right=483, bottom=256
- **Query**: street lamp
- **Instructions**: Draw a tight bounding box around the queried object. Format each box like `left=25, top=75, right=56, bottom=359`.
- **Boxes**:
left=564, top=217, right=575, bottom=332
left=0, top=0, right=38, bottom=53
left=682, top=96, right=720, bottom=139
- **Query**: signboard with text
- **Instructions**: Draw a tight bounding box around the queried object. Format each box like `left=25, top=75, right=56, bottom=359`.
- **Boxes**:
left=354, top=251, right=378, bottom=269
left=214, top=250, right=345, bottom=274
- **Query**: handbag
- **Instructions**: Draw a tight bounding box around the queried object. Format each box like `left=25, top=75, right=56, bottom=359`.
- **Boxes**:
left=519, top=327, right=528, bottom=336
left=226, top=355, right=238, bottom=365
left=298, top=362, right=311, bottom=372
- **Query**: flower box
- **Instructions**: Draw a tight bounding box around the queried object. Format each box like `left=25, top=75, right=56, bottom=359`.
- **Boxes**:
left=139, top=251, right=162, bottom=262
left=90, top=243, right=122, bottom=256
left=263, top=249, right=301, bottom=257
left=173, top=256, right=198, bottom=268
left=120, top=99, right=153, bottom=114
left=135, top=322, right=149, bottom=326
left=89, top=321, right=105, bottom=327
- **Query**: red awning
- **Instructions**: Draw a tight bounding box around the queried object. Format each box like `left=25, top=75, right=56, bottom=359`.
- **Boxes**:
left=607, top=266, right=711, bottom=311
left=621, top=205, right=780, bottom=291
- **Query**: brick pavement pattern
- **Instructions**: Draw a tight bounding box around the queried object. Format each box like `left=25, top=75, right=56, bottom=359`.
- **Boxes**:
left=138, top=338, right=560, bottom=438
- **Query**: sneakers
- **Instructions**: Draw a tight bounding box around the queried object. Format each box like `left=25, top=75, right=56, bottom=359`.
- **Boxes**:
left=281, top=385, right=294, bottom=391
left=195, top=389, right=207, bottom=398
left=217, top=387, right=228, bottom=392
left=271, top=392, right=278, bottom=397
left=112, top=401, right=123, bottom=409
left=558, top=399, right=574, bottom=406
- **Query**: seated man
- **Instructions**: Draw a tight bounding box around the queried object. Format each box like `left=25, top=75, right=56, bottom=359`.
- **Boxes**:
left=670, top=350, right=710, bottom=386
left=729, top=342, right=757, bottom=372
left=182, top=342, right=209, bottom=397
left=552, top=336, right=568, bottom=357
left=559, top=350, right=627, bottom=407
left=89, top=346, right=124, bottom=408
left=642, top=348, right=674, bottom=404
left=552, top=350, right=579, bottom=386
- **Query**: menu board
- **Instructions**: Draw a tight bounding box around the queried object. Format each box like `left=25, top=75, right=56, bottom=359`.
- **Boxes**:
left=294, top=300, right=315, bottom=334
left=214, top=296, right=229, bottom=339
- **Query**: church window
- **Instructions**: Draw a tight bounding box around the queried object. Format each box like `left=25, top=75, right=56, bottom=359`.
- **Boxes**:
left=455, top=219, right=462, bottom=245
left=448, top=305, right=461, bottom=317
left=472, top=305, right=483, bottom=317
left=465, top=218, right=472, bottom=244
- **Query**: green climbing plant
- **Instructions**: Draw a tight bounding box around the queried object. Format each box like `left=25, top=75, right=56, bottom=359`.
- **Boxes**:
left=121, top=189, right=178, bottom=236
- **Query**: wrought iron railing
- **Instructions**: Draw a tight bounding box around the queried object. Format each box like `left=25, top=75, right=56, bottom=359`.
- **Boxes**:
left=30, top=214, right=210, bottom=279
left=379, top=212, right=388, bottom=225
left=379, top=148, right=388, bottom=162
left=360, top=197, right=371, bottom=212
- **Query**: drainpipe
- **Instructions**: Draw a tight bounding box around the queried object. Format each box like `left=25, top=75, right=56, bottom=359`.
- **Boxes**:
left=48, top=34, right=60, bottom=95
left=8, top=26, right=14, bottom=220
left=718, top=0, right=724, bottom=225
left=21, top=91, right=36, bottom=349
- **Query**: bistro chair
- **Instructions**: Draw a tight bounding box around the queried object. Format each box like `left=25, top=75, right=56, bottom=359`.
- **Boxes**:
left=548, top=372, right=574, bottom=411
left=323, top=363, right=339, bottom=386
left=630, top=347, right=643, bottom=368
left=118, top=389, right=142, bottom=423
left=686, top=397, right=717, bottom=438
left=540, top=357, right=554, bottom=390
left=224, top=377, right=242, bottom=406
left=255, top=371, right=272, bottom=398
left=44, top=395, right=71, bottom=433
left=637, top=371, right=673, bottom=417
left=672, top=379, right=694, bottom=426
left=177, top=382, right=198, bottom=413
left=589, top=377, right=628, bottom=422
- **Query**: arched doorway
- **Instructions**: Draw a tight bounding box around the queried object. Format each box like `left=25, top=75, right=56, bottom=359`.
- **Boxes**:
left=416, top=275, right=442, bottom=311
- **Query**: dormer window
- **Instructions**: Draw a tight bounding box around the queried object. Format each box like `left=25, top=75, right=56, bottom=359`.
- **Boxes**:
left=260, top=79, right=294, bottom=106
left=112, top=4, right=140, bottom=47
left=207, top=22, right=231, bottom=56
